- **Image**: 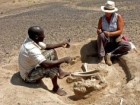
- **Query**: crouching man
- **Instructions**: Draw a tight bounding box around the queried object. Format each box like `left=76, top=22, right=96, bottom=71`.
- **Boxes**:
left=18, top=26, right=72, bottom=96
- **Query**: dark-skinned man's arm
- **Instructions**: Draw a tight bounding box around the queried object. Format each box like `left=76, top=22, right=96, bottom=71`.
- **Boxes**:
left=45, top=39, right=70, bottom=50
left=40, top=56, right=71, bottom=68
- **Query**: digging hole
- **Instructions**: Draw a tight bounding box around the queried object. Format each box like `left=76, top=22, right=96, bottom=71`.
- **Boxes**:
left=54, top=40, right=131, bottom=104
left=56, top=56, right=127, bottom=105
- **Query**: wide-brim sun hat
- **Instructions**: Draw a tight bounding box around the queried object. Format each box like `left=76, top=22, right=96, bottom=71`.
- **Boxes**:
left=101, top=0, right=118, bottom=13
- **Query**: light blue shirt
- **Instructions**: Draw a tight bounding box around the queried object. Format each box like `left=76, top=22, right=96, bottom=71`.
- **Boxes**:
left=102, top=13, right=118, bottom=32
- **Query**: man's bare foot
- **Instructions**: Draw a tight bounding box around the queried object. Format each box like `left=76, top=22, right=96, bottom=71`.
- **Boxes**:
left=53, top=87, right=67, bottom=96
left=58, top=71, right=71, bottom=79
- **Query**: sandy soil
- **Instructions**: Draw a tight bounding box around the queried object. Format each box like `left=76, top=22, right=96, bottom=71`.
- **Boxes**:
left=0, top=0, right=140, bottom=105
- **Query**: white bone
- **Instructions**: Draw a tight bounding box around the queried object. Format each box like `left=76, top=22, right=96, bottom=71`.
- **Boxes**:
left=83, top=63, right=88, bottom=72
left=129, top=42, right=136, bottom=50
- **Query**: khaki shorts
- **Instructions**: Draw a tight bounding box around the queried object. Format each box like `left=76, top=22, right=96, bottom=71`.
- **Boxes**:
left=25, top=49, right=59, bottom=83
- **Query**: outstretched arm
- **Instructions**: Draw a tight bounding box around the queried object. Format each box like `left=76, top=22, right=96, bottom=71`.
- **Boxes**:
left=40, top=56, right=72, bottom=68
left=45, top=39, right=70, bottom=50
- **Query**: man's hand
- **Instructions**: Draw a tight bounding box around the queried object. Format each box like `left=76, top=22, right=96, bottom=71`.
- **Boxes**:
left=103, top=31, right=111, bottom=37
left=63, top=57, right=72, bottom=63
left=62, top=38, right=71, bottom=48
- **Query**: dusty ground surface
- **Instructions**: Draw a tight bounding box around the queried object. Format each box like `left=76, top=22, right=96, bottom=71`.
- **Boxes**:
left=0, top=0, right=140, bottom=105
